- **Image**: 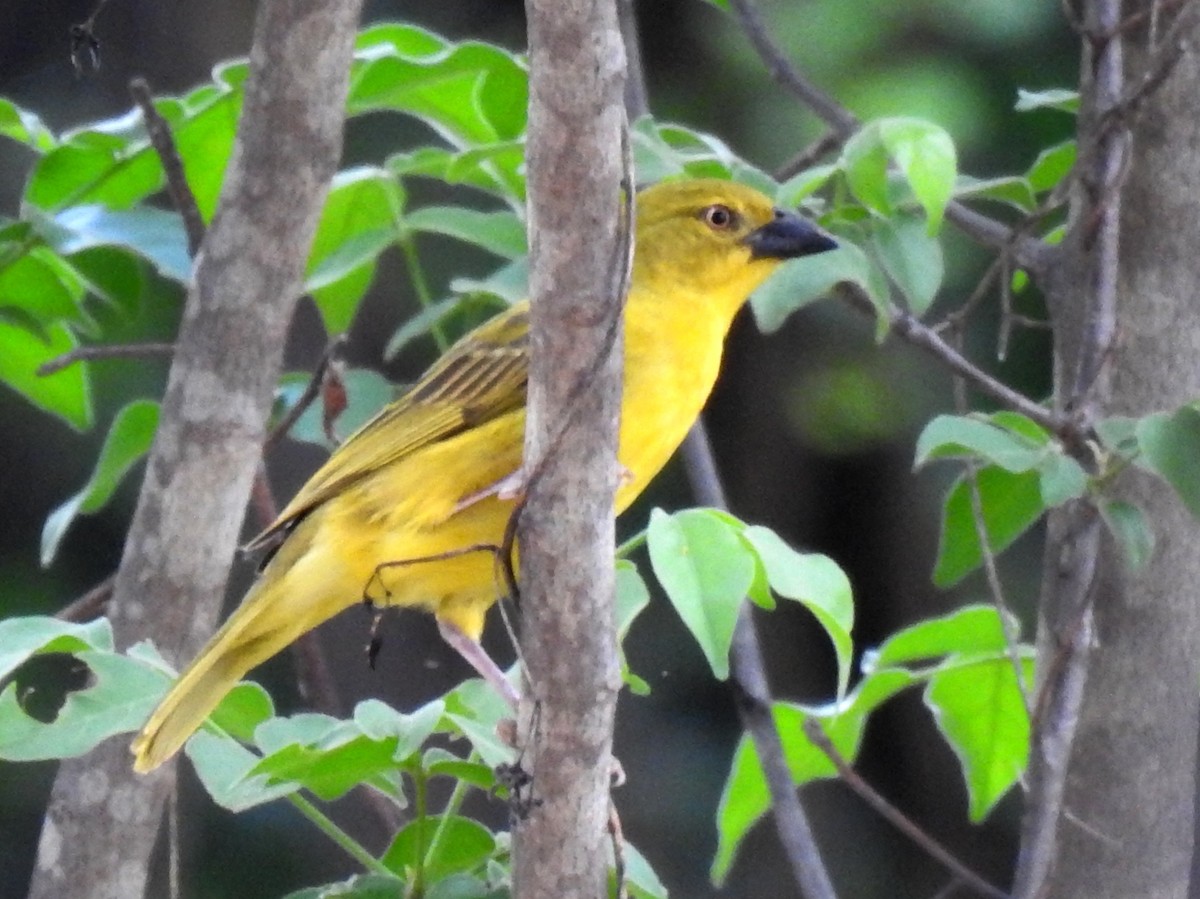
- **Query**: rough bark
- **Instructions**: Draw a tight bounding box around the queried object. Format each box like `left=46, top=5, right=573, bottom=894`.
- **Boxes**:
left=25, top=2, right=363, bottom=896
left=512, top=1, right=627, bottom=897
left=1020, top=3, right=1200, bottom=897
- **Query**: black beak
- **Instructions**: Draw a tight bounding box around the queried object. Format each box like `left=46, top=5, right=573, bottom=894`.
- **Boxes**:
left=744, top=209, right=837, bottom=261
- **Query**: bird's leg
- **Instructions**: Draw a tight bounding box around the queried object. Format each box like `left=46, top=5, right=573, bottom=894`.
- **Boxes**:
left=437, top=619, right=520, bottom=709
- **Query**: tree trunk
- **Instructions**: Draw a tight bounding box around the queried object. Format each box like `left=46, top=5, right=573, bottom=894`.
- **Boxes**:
left=512, top=1, right=627, bottom=897
left=25, top=2, right=362, bottom=896
left=1020, top=4, right=1200, bottom=897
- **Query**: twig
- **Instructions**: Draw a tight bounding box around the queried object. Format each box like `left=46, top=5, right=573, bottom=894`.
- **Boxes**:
left=801, top=719, right=1010, bottom=899
left=725, top=0, right=857, bottom=139
left=130, top=79, right=205, bottom=256
left=946, top=330, right=1033, bottom=720
left=726, top=0, right=1051, bottom=273
left=261, top=335, right=348, bottom=452
left=37, top=342, right=175, bottom=376
left=774, top=131, right=846, bottom=182
left=1011, top=507, right=1100, bottom=899
left=55, top=574, right=116, bottom=623
left=69, top=0, right=110, bottom=76
left=608, top=800, right=629, bottom=899
left=837, top=283, right=1075, bottom=441
left=682, top=426, right=839, bottom=899
left=1069, top=0, right=1125, bottom=412
left=964, top=468, right=1034, bottom=717
left=617, top=0, right=649, bottom=121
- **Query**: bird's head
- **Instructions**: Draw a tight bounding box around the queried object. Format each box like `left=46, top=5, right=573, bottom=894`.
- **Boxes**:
left=632, top=178, right=836, bottom=316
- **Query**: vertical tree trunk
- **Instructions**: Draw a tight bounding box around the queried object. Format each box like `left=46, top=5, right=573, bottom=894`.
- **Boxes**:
left=512, top=1, right=628, bottom=897
left=1022, top=4, right=1200, bottom=897
left=25, top=2, right=363, bottom=897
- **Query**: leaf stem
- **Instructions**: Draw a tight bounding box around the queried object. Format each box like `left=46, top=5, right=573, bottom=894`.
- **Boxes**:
left=288, top=792, right=392, bottom=876
left=399, top=232, right=448, bottom=352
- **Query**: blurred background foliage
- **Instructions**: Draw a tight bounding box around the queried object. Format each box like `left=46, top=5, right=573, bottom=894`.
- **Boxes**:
left=0, top=0, right=1076, bottom=896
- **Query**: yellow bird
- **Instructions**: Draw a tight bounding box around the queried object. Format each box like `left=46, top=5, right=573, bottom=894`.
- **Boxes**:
left=131, top=178, right=836, bottom=772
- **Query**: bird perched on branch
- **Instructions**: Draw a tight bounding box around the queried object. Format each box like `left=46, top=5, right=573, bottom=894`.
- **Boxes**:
left=131, top=178, right=836, bottom=773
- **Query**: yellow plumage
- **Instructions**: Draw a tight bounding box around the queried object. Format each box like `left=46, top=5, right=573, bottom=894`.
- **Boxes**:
left=131, top=178, right=835, bottom=772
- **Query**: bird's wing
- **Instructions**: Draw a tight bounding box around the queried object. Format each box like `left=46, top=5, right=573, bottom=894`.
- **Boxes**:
left=248, top=303, right=530, bottom=549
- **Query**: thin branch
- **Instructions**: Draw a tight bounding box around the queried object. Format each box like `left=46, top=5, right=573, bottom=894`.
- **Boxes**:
left=725, top=0, right=857, bottom=138
left=682, top=427, right=839, bottom=899
left=837, top=283, right=1075, bottom=440
left=774, top=131, right=846, bottom=182
left=261, top=335, right=348, bottom=452
left=1011, top=508, right=1100, bottom=899
left=801, top=719, right=1010, bottom=899
left=130, top=78, right=205, bottom=256
left=943, top=203, right=1055, bottom=277
left=1068, top=0, right=1125, bottom=410
left=963, top=466, right=1033, bottom=716
left=945, top=328, right=1034, bottom=719
left=55, top=575, right=116, bottom=623
left=37, top=342, right=174, bottom=376
left=726, top=0, right=1052, bottom=273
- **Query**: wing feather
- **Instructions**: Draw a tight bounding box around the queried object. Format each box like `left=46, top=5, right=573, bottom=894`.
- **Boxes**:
left=247, top=303, right=530, bottom=549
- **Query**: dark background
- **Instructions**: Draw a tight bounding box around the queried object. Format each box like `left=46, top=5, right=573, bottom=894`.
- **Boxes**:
left=0, top=1, right=1075, bottom=896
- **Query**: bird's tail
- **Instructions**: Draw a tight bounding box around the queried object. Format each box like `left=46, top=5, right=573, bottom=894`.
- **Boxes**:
left=131, top=532, right=340, bottom=773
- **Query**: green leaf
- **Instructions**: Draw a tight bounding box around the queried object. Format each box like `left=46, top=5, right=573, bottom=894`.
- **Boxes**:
left=870, top=212, right=944, bottom=315
left=26, top=141, right=164, bottom=212
left=740, top=526, right=854, bottom=698
left=41, top=399, right=159, bottom=566
left=1099, top=499, right=1154, bottom=570
left=425, top=752, right=497, bottom=792
left=247, top=709, right=418, bottom=801
left=926, top=654, right=1032, bottom=821
left=0, top=615, right=114, bottom=682
left=282, top=874, right=408, bottom=899
left=389, top=142, right=526, bottom=204
left=187, top=730, right=298, bottom=812
left=382, top=815, right=495, bottom=880
left=0, top=98, right=56, bottom=151
left=878, top=118, right=957, bottom=232
left=442, top=678, right=515, bottom=769
left=0, top=649, right=166, bottom=761
left=1037, top=453, right=1088, bottom=507
left=646, top=508, right=756, bottom=679
left=868, top=604, right=1012, bottom=671
left=350, top=25, right=528, bottom=145
left=209, top=682, right=275, bottom=743
left=621, top=841, right=669, bottom=899
left=915, top=414, right=1046, bottom=473
left=305, top=166, right=404, bottom=333
left=750, top=240, right=880, bottom=333
left=1136, top=407, right=1200, bottom=519
left=383, top=297, right=466, bottom=360
left=711, top=669, right=915, bottom=884
left=49, top=205, right=191, bottom=282
left=68, top=246, right=146, bottom=316
left=283, top=367, right=397, bottom=449
left=426, top=875, right=507, bottom=899
left=841, top=125, right=893, bottom=216
left=405, top=207, right=526, bottom=259
left=354, top=698, right=444, bottom=759
left=776, top=164, right=839, bottom=206
left=616, top=559, right=651, bottom=694
left=0, top=320, right=93, bottom=429
left=1027, top=140, right=1076, bottom=193
left=1095, top=415, right=1139, bottom=458
left=952, top=175, right=1036, bottom=211
left=933, top=467, right=1045, bottom=587
left=0, top=245, right=90, bottom=332
left=1015, top=88, right=1079, bottom=114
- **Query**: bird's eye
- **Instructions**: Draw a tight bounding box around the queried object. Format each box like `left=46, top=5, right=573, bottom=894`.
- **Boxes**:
left=701, top=204, right=736, bottom=230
